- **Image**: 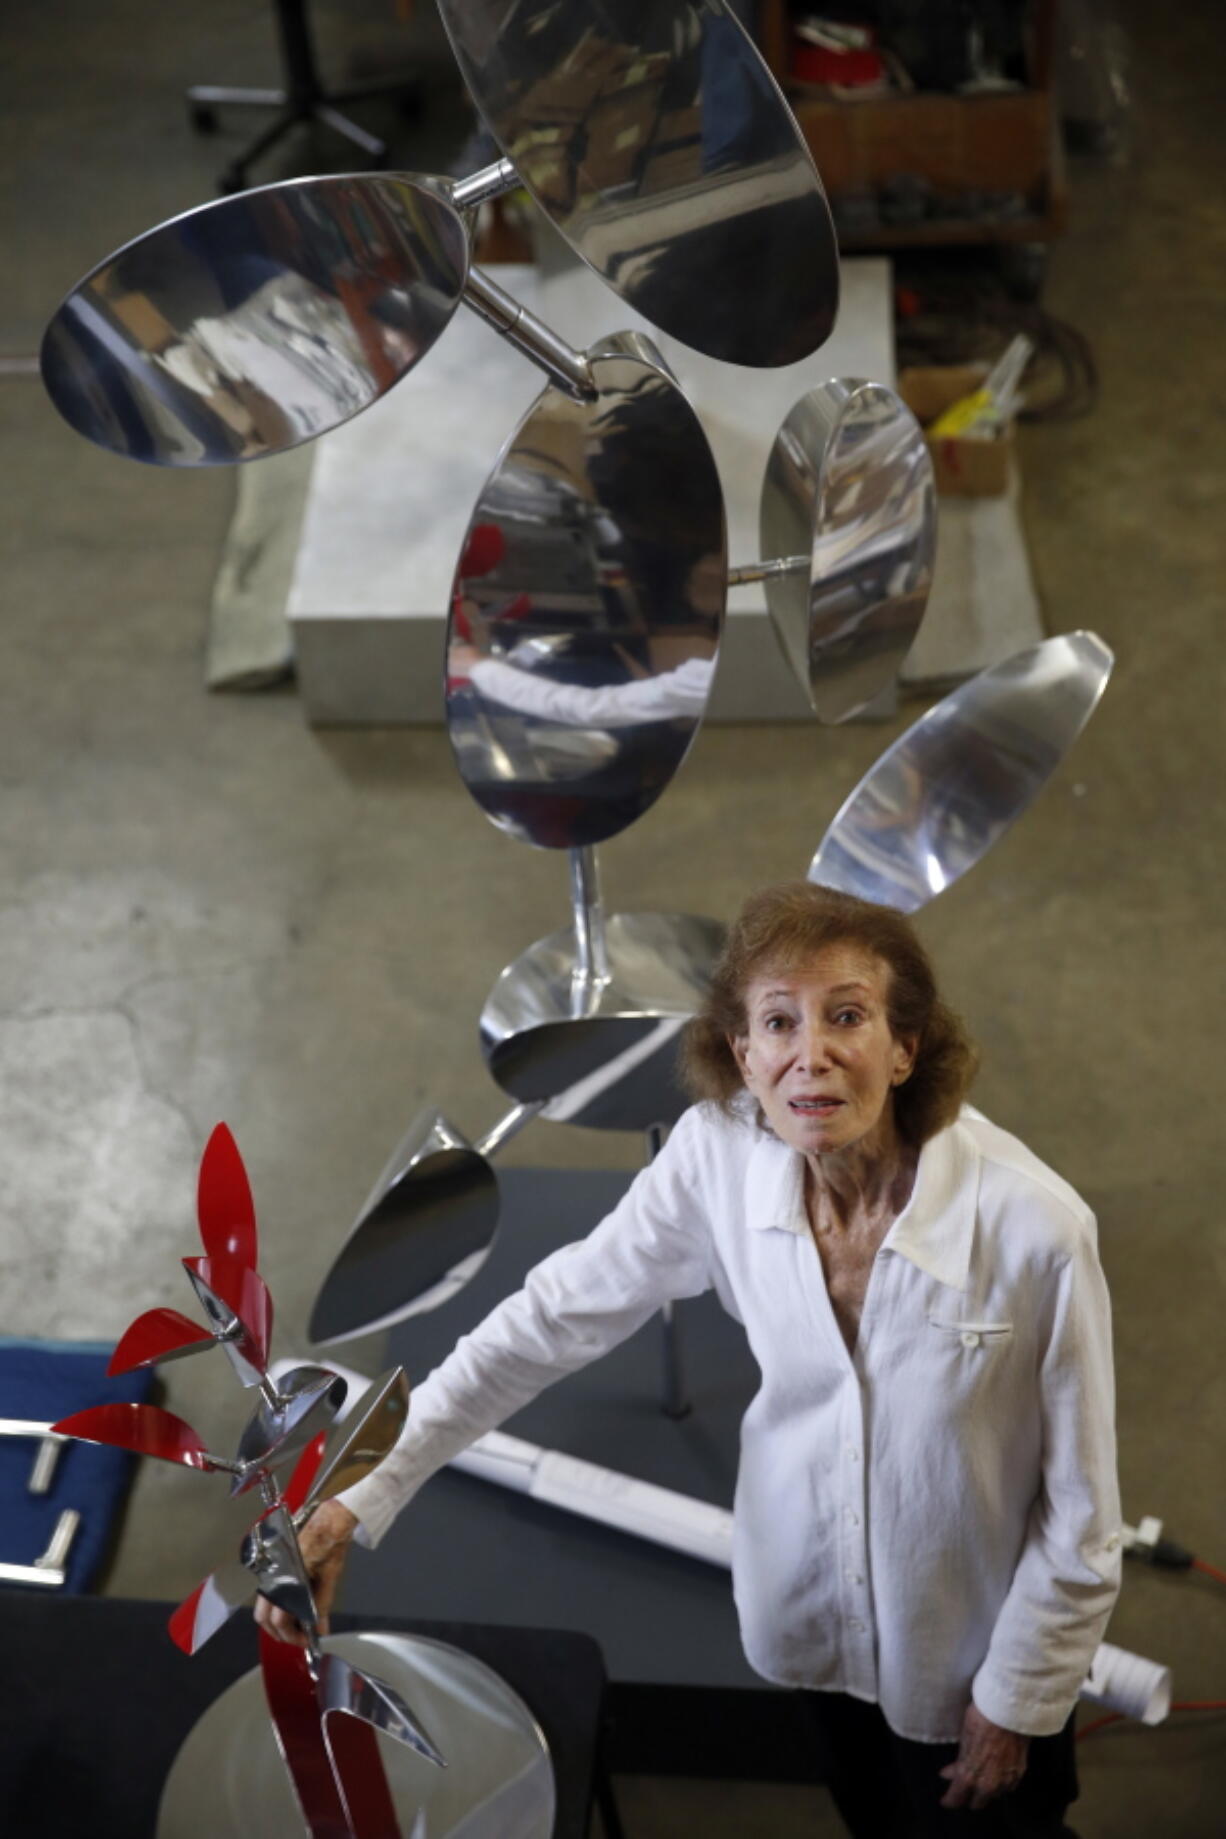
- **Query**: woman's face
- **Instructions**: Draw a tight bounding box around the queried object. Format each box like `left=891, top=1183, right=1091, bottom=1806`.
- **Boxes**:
left=731, top=944, right=916, bottom=1160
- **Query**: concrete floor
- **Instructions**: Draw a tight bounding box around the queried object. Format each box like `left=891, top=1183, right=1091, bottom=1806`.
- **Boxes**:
left=3, top=1, right=1225, bottom=1833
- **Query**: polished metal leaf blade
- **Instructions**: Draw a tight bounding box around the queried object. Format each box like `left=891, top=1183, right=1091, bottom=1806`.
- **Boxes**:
left=321, top=1663, right=447, bottom=1769
left=439, top=0, right=838, bottom=366
left=760, top=380, right=936, bottom=723
left=183, top=1254, right=273, bottom=1386
left=230, top=1366, right=348, bottom=1496
left=41, top=174, right=470, bottom=466
left=197, top=1122, right=258, bottom=1266
left=300, top=1369, right=410, bottom=1511
left=309, top=1114, right=500, bottom=1345
left=242, top=1506, right=318, bottom=1631
left=481, top=912, right=725, bottom=1128
left=808, top=632, right=1114, bottom=911
left=446, top=331, right=725, bottom=850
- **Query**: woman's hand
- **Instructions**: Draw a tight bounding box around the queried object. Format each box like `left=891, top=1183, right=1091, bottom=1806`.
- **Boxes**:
left=938, top=1702, right=1030, bottom=1810
left=253, top=1499, right=359, bottom=1648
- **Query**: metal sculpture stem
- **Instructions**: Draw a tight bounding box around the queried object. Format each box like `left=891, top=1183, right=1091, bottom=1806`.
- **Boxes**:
left=451, top=156, right=519, bottom=210
left=462, top=268, right=596, bottom=401
left=569, top=846, right=610, bottom=1006
left=475, top=1101, right=546, bottom=1159
left=727, top=555, right=808, bottom=587
left=648, top=1123, right=691, bottom=1420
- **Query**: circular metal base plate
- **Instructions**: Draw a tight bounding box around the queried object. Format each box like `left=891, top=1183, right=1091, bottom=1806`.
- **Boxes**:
left=157, top=1632, right=555, bottom=1838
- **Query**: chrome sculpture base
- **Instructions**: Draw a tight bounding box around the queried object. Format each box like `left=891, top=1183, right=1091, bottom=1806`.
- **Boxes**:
left=158, top=1632, right=555, bottom=1839
left=480, top=911, right=726, bottom=1129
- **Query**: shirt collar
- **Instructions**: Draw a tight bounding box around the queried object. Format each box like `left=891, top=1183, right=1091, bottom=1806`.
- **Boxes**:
left=744, top=1110, right=980, bottom=1293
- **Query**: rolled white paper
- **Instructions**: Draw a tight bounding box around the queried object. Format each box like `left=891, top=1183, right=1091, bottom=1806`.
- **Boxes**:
left=1080, top=1641, right=1172, bottom=1724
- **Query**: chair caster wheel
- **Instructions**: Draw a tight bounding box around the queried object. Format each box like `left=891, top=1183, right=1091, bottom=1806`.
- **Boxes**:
left=189, top=103, right=219, bottom=134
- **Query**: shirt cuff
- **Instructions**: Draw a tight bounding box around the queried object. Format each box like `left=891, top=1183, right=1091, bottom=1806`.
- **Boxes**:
left=970, top=1671, right=1079, bottom=1739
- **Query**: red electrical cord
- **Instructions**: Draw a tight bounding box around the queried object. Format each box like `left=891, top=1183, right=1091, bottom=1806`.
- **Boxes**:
left=1078, top=1701, right=1226, bottom=1741
left=1193, top=1557, right=1226, bottom=1587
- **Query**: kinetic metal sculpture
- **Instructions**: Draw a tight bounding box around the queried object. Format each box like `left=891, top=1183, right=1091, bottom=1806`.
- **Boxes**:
left=37, top=7, right=1116, bottom=1806
left=49, top=1125, right=454, bottom=1836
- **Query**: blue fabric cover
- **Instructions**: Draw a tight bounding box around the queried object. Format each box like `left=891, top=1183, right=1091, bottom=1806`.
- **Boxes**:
left=0, top=1337, right=155, bottom=1594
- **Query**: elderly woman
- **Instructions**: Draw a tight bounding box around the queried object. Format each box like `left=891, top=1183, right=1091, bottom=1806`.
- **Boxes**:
left=260, top=883, right=1121, bottom=1837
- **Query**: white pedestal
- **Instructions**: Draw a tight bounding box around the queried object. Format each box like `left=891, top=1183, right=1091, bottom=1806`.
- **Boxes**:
left=289, top=258, right=895, bottom=725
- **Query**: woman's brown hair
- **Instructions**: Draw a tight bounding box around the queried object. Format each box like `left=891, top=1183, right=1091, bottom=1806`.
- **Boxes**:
left=681, top=882, right=978, bottom=1145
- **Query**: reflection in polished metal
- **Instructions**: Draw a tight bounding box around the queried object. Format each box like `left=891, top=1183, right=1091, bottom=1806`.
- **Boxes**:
left=40, top=175, right=471, bottom=465
left=481, top=857, right=725, bottom=1127
left=230, top=1365, right=348, bottom=1495
left=182, top=1255, right=273, bottom=1388
left=296, top=1368, right=411, bottom=1512
left=436, top=0, right=838, bottom=367
left=158, top=1632, right=555, bottom=1839
left=242, top=1504, right=318, bottom=1630
left=743, top=380, right=936, bottom=723
left=316, top=1649, right=448, bottom=1771
left=809, top=632, right=1114, bottom=912
left=309, top=1111, right=502, bottom=1346
left=446, top=331, right=725, bottom=851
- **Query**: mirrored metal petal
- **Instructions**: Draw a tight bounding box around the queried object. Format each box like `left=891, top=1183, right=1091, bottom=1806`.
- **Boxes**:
left=446, top=332, right=725, bottom=850
left=759, top=380, right=936, bottom=723
left=197, top=1121, right=258, bottom=1266
left=51, top=1402, right=220, bottom=1471
left=320, top=1657, right=447, bottom=1768
left=481, top=911, right=725, bottom=1128
left=230, top=1366, right=348, bottom=1496
left=309, top=1115, right=500, bottom=1345
left=182, top=1255, right=273, bottom=1387
left=439, top=0, right=838, bottom=366
left=40, top=174, right=470, bottom=466
left=107, top=1306, right=215, bottom=1375
left=808, top=631, right=1114, bottom=912
left=300, top=1369, right=410, bottom=1510
left=242, top=1506, right=318, bottom=1631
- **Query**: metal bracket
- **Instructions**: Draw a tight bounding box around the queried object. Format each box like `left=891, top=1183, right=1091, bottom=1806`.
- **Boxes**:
left=0, top=1416, right=68, bottom=1493
left=0, top=1509, right=81, bottom=1586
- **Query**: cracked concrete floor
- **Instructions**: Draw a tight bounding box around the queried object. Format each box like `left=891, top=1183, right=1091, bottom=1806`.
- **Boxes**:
left=3, top=2, right=1225, bottom=1835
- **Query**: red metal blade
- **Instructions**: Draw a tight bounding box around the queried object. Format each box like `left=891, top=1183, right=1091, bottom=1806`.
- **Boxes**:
left=260, top=1633, right=354, bottom=1839
left=182, top=1254, right=273, bottom=1376
left=197, top=1122, right=258, bottom=1267
left=108, top=1307, right=215, bottom=1375
left=51, top=1402, right=213, bottom=1469
left=168, top=1560, right=254, bottom=1653
left=284, top=1431, right=329, bottom=1515
left=326, top=1712, right=402, bottom=1838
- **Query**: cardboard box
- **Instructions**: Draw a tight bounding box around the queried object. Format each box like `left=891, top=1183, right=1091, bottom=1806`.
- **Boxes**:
left=897, top=363, right=1013, bottom=498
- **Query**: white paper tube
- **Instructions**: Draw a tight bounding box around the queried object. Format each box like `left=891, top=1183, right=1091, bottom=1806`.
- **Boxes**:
left=1080, top=1641, right=1172, bottom=1725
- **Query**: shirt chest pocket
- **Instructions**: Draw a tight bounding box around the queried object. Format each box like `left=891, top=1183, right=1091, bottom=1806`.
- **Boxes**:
left=926, top=1315, right=1014, bottom=1352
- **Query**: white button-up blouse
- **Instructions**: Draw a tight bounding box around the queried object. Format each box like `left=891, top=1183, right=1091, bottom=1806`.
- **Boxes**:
left=338, top=1101, right=1122, bottom=1743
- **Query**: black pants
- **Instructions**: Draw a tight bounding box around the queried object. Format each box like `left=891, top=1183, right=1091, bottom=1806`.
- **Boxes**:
left=807, top=1693, right=1080, bottom=1839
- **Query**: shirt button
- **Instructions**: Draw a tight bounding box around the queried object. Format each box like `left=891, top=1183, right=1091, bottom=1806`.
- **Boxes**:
left=846, top=1572, right=863, bottom=1586
left=846, top=1446, right=859, bottom=1461
left=848, top=1619, right=865, bottom=1633
left=1105, top=1532, right=1121, bottom=1551
left=961, top=1330, right=980, bottom=1348
left=844, top=1508, right=859, bottom=1526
